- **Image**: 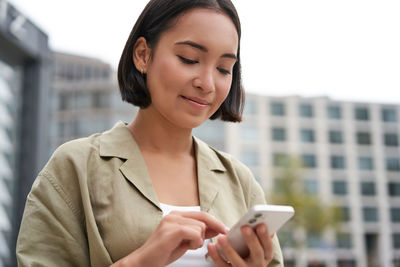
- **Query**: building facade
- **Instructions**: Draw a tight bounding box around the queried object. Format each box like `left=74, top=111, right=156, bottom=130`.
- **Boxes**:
left=0, top=1, right=51, bottom=266
left=49, top=51, right=137, bottom=155
left=194, top=94, right=400, bottom=267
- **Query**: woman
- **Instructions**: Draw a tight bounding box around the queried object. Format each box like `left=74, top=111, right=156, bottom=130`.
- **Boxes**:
left=16, top=0, right=283, bottom=266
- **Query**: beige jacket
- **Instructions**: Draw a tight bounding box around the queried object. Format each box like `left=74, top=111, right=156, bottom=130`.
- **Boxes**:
left=16, top=122, right=283, bottom=266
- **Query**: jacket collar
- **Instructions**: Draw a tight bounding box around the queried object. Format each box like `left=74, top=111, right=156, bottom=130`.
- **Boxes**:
left=99, top=121, right=226, bottom=211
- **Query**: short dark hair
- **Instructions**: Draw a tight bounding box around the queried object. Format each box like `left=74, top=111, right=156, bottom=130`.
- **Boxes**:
left=118, top=0, right=244, bottom=122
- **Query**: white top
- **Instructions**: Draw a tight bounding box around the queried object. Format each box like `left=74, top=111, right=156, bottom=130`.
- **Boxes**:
left=160, top=203, right=215, bottom=267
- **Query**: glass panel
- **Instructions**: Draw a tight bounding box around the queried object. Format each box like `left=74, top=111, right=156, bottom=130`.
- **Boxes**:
left=299, top=103, right=313, bottom=118
left=270, top=101, right=285, bottom=116
left=382, top=108, right=397, bottom=122
left=329, top=130, right=343, bottom=144
left=357, top=132, right=372, bottom=145
left=328, top=105, right=341, bottom=119
left=355, top=107, right=369, bottom=121
left=331, top=156, right=346, bottom=169
left=302, top=154, right=317, bottom=168
left=363, top=207, right=378, bottom=222
left=333, top=181, right=347, bottom=195
left=272, top=128, right=286, bottom=141
left=301, top=129, right=315, bottom=143
left=359, top=157, right=374, bottom=170
left=384, top=133, right=399, bottom=147
left=361, top=182, right=376, bottom=196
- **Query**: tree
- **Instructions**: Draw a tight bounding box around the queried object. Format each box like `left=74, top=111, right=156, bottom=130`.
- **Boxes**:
left=267, top=156, right=343, bottom=266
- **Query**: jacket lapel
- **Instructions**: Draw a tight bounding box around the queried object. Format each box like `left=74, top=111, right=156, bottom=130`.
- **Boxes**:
left=194, top=137, right=226, bottom=212
left=99, top=122, right=227, bottom=211
left=99, top=122, right=160, bottom=209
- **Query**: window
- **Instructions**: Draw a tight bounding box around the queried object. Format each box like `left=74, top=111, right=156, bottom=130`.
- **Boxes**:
left=240, top=125, right=259, bottom=141
left=358, top=157, right=374, bottom=171
left=388, top=182, right=400, bottom=197
left=303, top=179, right=318, bottom=194
left=357, top=132, right=371, bottom=145
left=363, top=207, right=378, bottom=222
left=393, top=233, right=400, bottom=249
left=333, top=181, right=347, bottom=195
left=299, top=103, right=313, bottom=118
left=336, top=232, right=352, bottom=248
left=328, top=105, right=341, bottom=119
left=384, top=133, right=399, bottom=147
left=340, top=207, right=351, bottom=222
left=391, top=208, right=400, bottom=223
left=361, top=182, right=376, bottom=196
left=331, top=156, right=346, bottom=169
left=240, top=150, right=259, bottom=166
left=337, top=260, right=356, bottom=267
left=355, top=107, right=369, bottom=121
left=306, top=232, right=323, bottom=248
left=301, top=154, right=317, bottom=168
left=382, top=108, right=397, bottom=122
left=92, top=91, right=109, bottom=108
left=59, top=92, right=71, bottom=110
left=301, top=129, right=315, bottom=143
left=243, top=98, right=258, bottom=115
left=273, top=153, right=288, bottom=167
left=272, top=128, right=286, bottom=141
left=386, top=158, right=400, bottom=172
left=329, top=130, right=343, bottom=144
left=270, top=102, right=285, bottom=116
left=75, top=92, right=91, bottom=109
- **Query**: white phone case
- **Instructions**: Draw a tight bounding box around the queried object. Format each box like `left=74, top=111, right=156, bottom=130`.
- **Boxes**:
left=218, top=204, right=294, bottom=260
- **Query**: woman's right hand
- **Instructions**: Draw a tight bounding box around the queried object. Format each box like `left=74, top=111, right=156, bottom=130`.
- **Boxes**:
left=111, top=211, right=228, bottom=267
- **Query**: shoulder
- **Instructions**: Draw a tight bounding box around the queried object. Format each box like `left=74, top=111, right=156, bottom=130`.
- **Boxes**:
left=194, top=136, right=251, bottom=175
left=194, top=137, right=265, bottom=206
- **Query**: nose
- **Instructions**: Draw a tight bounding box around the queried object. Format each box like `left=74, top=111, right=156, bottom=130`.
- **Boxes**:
left=193, top=68, right=215, bottom=94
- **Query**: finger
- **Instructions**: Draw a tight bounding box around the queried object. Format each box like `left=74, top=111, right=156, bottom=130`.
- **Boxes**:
left=165, top=213, right=207, bottom=239
left=175, top=211, right=228, bottom=236
left=255, top=224, right=274, bottom=263
left=206, top=242, right=231, bottom=267
left=175, top=225, right=205, bottom=249
left=217, top=235, right=245, bottom=266
left=241, top=226, right=264, bottom=263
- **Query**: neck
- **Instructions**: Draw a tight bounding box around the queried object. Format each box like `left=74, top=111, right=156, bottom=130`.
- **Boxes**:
left=128, top=107, right=194, bottom=155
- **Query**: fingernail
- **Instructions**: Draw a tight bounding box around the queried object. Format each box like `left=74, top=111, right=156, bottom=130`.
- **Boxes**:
left=245, top=227, right=252, bottom=236
left=218, top=236, right=228, bottom=247
left=258, top=224, right=267, bottom=234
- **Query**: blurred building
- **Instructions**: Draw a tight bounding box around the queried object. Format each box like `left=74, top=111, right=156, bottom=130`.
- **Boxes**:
left=194, top=94, right=400, bottom=267
left=49, top=52, right=136, bottom=154
left=0, top=1, right=50, bottom=266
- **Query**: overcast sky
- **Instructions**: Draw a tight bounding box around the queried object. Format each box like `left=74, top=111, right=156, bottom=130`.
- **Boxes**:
left=9, top=0, right=400, bottom=104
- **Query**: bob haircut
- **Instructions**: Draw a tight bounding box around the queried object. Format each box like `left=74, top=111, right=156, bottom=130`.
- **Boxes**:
left=118, top=0, right=244, bottom=122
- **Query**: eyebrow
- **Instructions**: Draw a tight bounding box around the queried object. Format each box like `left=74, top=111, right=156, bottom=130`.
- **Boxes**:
left=175, top=41, right=237, bottom=60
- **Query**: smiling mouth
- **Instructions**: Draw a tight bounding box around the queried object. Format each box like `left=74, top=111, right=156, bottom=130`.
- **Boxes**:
left=181, top=95, right=210, bottom=106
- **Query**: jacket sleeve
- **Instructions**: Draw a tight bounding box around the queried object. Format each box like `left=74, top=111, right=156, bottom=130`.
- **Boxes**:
left=16, top=170, right=90, bottom=267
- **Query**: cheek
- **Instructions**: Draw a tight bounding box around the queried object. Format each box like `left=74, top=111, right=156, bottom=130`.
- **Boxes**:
left=216, top=78, right=233, bottom=103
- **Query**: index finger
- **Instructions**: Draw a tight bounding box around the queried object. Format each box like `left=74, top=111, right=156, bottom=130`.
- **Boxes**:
left=177, top=211, right=228, bottom=237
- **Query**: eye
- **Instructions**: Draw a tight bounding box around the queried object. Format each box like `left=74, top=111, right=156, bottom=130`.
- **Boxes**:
left=217, top=67, right=231, bottom=75
left=177, top=55, right=198, bottom=64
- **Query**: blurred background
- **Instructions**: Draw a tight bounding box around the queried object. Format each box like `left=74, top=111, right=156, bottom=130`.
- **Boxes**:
left=1, top=0, right=400, bottom=266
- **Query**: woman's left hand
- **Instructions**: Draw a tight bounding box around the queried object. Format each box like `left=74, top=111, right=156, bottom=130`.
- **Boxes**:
left=207, top=224, right=274, bottom=267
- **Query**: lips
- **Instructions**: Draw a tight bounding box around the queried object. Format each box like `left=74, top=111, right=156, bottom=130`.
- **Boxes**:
left=181, top=95, right=210, bottom=106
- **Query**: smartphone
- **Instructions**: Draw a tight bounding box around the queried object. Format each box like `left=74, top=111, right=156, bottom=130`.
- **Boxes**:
left=216, top=204, right=294, bottom=261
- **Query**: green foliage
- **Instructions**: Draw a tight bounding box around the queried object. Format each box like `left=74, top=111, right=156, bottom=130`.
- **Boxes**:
left=268, top=156, right=342, bottom=235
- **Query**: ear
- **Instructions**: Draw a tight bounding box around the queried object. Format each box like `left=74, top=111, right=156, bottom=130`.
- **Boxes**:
left=132, top=37, right=151, bottom=74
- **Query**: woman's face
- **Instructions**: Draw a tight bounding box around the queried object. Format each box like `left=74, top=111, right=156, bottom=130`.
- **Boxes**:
left=143, top=8, right=238, bottom=129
